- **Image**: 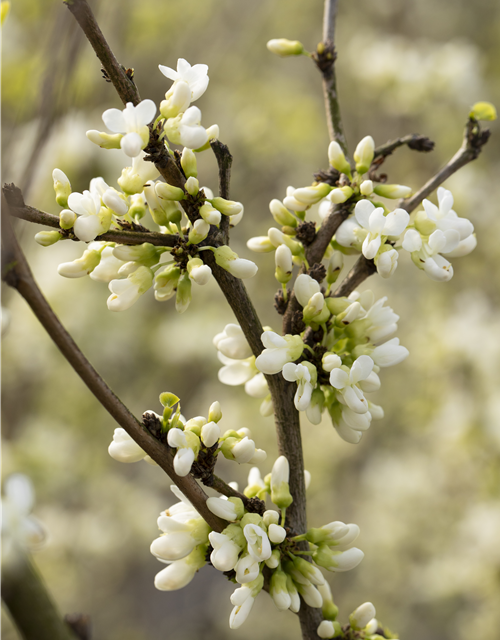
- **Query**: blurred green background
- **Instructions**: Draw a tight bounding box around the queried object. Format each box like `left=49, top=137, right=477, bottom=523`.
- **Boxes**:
left=2, top=0, right=500, bottom=638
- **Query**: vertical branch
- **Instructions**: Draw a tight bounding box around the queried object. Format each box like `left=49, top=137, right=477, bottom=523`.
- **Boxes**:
left=314, top=0, right=347, bottom=153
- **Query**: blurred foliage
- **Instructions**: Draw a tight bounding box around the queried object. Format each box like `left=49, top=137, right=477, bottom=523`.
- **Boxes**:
left=2, top=0, right=500, bottom=639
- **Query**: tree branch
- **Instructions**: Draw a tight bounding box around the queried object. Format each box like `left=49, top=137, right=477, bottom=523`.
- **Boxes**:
left=64, top=0, right=139, bottom=106
left=210, top=140, right=233, bottom=245
left=312, top=0, right=347, bottom=155
left=399, top=118, right=491, bottom=214
left=1, top=206, right=225, bottom=533
left=333, top=255, right=376, bottom=298
left=373, top=133, right=434, bottom=160
left=3, top=183, right=178, bottom=248
left=2, top=551, right=78, bottom=640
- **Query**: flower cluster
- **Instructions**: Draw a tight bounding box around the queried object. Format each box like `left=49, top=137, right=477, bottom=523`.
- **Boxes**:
left=145, top=456, right=362, bottom=630
left=214, top=289, right=408, bottom=444
left=247, top=138, right=476, bottom=285
left=37, top=59, right=257, bottom=313
left=402, top=187, right=476, bottom=281
left=108, top=393, right=266, bottom=476
left=316, top=600, right=397, bottom=640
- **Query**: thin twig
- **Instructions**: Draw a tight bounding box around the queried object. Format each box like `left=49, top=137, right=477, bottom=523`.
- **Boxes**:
left=373, top=134, right=435, bottom=160
left=313, top=0, right=347, bottom=155
left=333, top=255, right=376, bottom=298
left=1, top=206, right=225, bottom=533
left=399, top=118, right=490, bottom=214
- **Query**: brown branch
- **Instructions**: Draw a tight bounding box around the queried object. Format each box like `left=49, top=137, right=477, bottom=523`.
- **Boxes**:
left=210, top=140, right=233, bottom=244
left=2, top=551, right=78, bottom=640
left=64, top=0, right=139, bottom=106
left=1, top=206, right=225, bottom=533
left=3, top=184, right=178, bottom=248
left=333, top=255, right=377, bottom=298
left=373, top=134, right=435, bottom=160
left=399, top=119, right=490, bottom=214
left=312, top=0, right=347, bottom=157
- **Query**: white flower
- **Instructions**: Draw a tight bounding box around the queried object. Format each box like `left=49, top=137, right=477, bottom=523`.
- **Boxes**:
left=370, top=337, right=409, bottom=367
left=200, top=421, right=220, bottom=447
left=375, top=248, right=399, bottom=278
left=245, top=372, right=269, bottom=398
left=217, top=353, right=258, bottom=386
left=244, top=524, right=272, bottom=562
left=167, top=428, right=197, bottom=476
left=282, top=362, right=316, bottom=411
left=68, top=189, right=107, bottom=242
left=296, top=583, right=323, bottom=608
left=159, top=58, right=209, bottom=102
left=151, top=512, right=209, bottom=562
left=353, top=200, right=410, bottom=260
left=271, top=455, right=289, bottom=489
left=118, top=152, right=160, bottom=195
left=329, top=356, right=374, bottom=414
left=213, top=246, right=258, bottom=279
left=102, top=100, right=156, bottom=157
left=268, top=523, right=286, bottom=543
left=58, top=247, right=101, bottom=278
left=353, top=135, right=375, bottom=174
left=246, top=236, right=275, bottom=252
left=235, top=554, right=260, bottom=584
left=403, top=228, right=460, bottom=281
left=422, top=187, right=474, bottom=240
left=2, top=474, right=47, bottom=554
left=165, top=105, right=208, bottom=149
left=206, top=497, right=240, bottom=522
left=108, top=427, right=147, bottom=463
left=229, top=586, right=255, bottom=628
left=214, top=324, right=252, bottom=359
left=255, top=331, right=304, bottom=375
left=107, top=266, right=153, bottom=312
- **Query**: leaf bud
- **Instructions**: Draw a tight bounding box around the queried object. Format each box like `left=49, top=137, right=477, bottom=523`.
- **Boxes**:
left=266, top=38, right=305, bottom=57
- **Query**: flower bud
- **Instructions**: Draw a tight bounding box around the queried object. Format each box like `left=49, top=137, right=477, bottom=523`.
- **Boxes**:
left=317, top=620, right=335, bottom=639
left=329, top=186, right=353, bottom=204
left=294, top=183, right=331, bottom=206
left=206, top=496, right=244, bottom=522
left=265, top=549, right=281, bottom=569
left=353, top=136, right=375, bottom=175
left=328, top=141, right=351, bottom=175
left=269, top=199, right=297, bottom=227
left=271, top=455, right=293, bottom=509
left=156, top=181, right=186, bottom=201
left=275, top=244, right=293, bottom=284
left=210, top=197, right=243, bottom=217
left=59, top=209, right=77, bottom=230
left=469, top=101, right=497, bottom=121
left=52, top=169, right=72, bottom=208
left=201, top=421, right=220, bottom=447
left=34, top=230, right=62, bottom=247
left=181, top=147, right=198, bottom=178
left=360, top=180, right=374, bottom=196
left=263, top=510, right=279, bottom=527
left=247, top=236, right=275, bottom=253
left=103, top=189, right=129, bottom=216
left=349, top=602, right=376, bottom=630
left=208, top=401, right=222, bottom=423
left=58, top=248, right=101, bottom=278
left=187, top=219, right=210, bottom=245
left=266, top=38, right=304, bottom=57
left=175, top=272, right=192, bottom=314
left=213, top=246, right=258, bottom=279
left=199, top=203, right=221, bottom=226
left=326, top=251, right=343, bottom=284
left=86, top=130, right=123, bottom=150
left=185, top=176, right=199, bottom=196
left=373, top=183, right=412, bottom=199
left=268, top=523, right=286, bottom=543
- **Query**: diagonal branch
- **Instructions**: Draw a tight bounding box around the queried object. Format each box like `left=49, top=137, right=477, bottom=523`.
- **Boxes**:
left=210, top=140, right=233, bottom=244
left=1, top=205, right=225, bottom=533
left=373, top=133, right=434, bottom=160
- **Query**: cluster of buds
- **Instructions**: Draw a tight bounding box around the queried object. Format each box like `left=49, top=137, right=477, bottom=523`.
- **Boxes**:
left=317, top=600, right=395, bottom=639
left=214, top=290, right=408, bottom=443
left=108, top=393, right=266, bottom=476
left=144, top=456, right=362, bottom=630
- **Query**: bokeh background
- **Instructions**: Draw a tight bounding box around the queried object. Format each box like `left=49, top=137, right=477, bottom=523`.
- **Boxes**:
left=2, top=0, right=500, bottom=639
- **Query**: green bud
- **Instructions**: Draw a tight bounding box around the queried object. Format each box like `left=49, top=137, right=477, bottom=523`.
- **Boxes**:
left=269, top=199, right=297, bottom=227
left=185, top=176, right=199, bottom=196
left=59, top=209, right=77, bottom=230
left=266, top=38, right=305, bottom=57
left=52, top=169, right=72, bottom=208
left=156, top=181, right=186, bottom=201
left=128, top=194, right=148, bottom=220
left=181, top=148, right=198, bottom=178
left=470, top=101, right=497, bottom=121
left=325, top=296, right=351, bottom=316
left=414, top=211, right=437, bottom=236
left=373, top=184, right=412, bottom=199
left=328, top=141, right=351, bottom=176
left=240, top=513, right=263, bottom=528
left=208, top=401, right=222, bottom=423
left=86, top=130, right=123, bottom=150
left=353, top=136, right=375, bottom=175
left=210, top=197, right=243, bottom=217
left=322, top=600, right=339, bottom=622
left=34, top=230, right=62, bottom=247
left=228, top=497, right=245, bottom=520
